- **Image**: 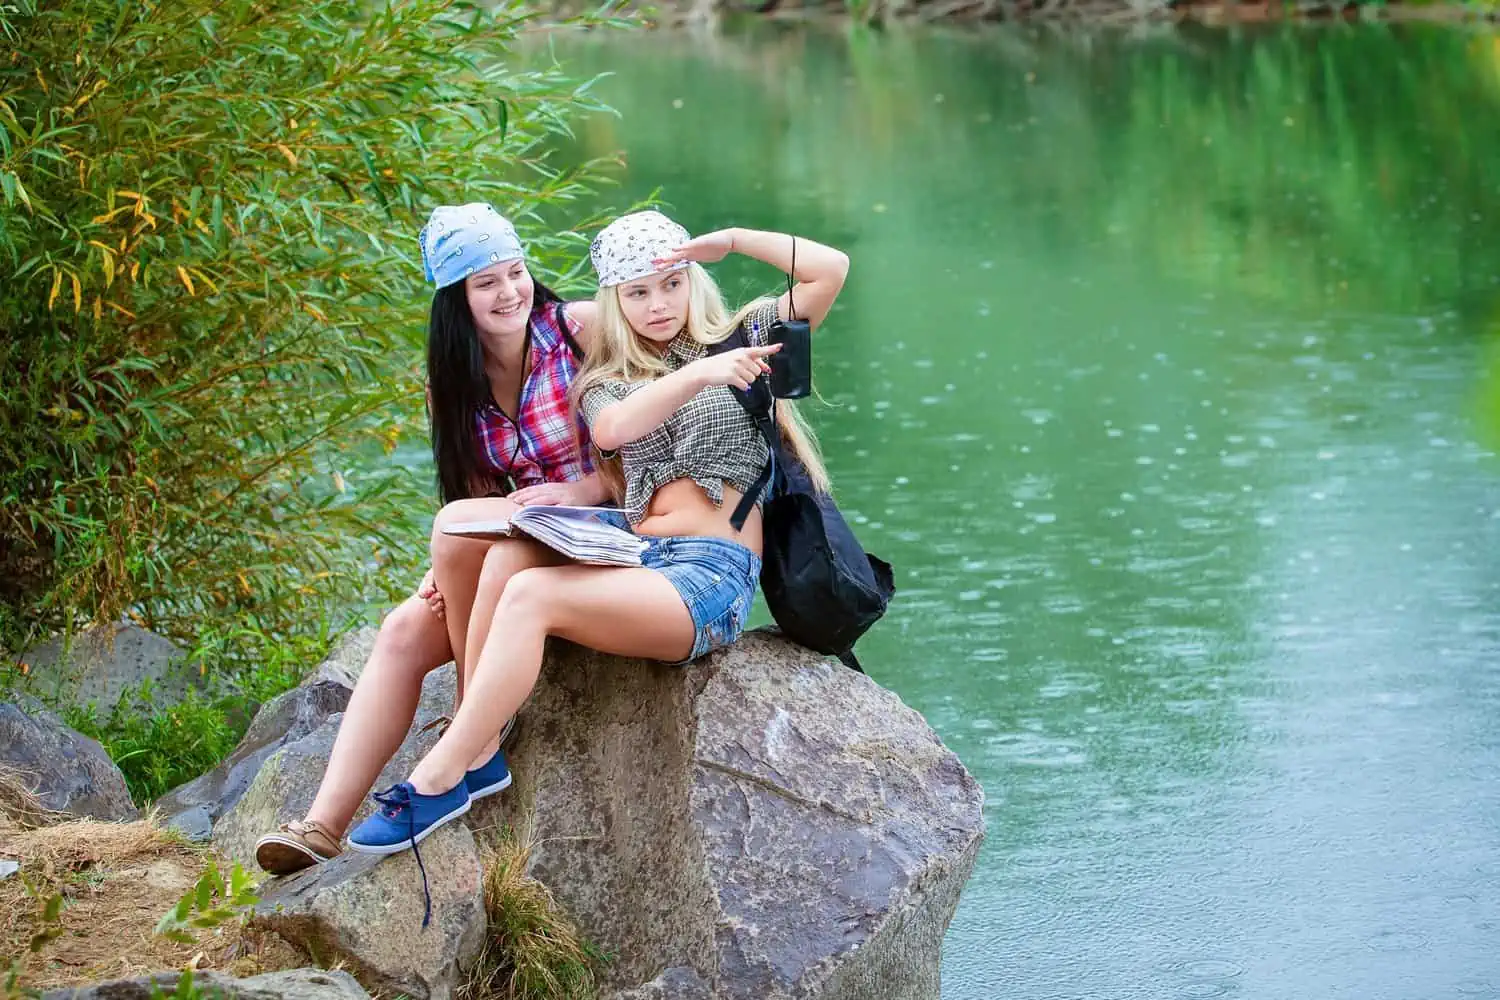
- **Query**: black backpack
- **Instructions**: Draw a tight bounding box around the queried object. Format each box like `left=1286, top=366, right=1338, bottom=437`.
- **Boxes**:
left=709, top=326, right=895, bottom=672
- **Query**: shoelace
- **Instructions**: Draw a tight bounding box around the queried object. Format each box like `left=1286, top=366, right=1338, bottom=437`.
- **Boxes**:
left=372, top=784, right=433, bottom=929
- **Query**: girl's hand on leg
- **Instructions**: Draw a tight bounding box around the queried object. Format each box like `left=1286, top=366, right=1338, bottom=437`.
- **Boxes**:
left=415, top=568, right=446, bottom=621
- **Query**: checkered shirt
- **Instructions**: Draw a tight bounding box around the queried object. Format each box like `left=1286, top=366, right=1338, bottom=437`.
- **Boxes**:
left=579, top=301, right=779, bottom=525
left=475, top=304, right=593, bottom=492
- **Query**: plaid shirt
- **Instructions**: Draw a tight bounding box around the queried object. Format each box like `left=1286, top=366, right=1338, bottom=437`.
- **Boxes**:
left=476, top=303, right=593, bottom=492
left=579, top=301, right=778, bottom=525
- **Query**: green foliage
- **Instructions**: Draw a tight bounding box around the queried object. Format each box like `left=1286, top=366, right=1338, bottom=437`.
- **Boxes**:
left=154, top=860, right=262, bottom=945
left=0, top=0, right=624, bottom=665
left=65, top=684, right=238, bottom=803
left=59, top=619, right=343, bottom=803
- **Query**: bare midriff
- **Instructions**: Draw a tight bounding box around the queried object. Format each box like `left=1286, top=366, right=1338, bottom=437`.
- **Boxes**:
left=633, top=477, right=764, bottom=555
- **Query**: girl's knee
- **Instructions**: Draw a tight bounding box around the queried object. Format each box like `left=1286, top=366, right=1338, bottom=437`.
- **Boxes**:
left=477, top=539, right=525, bottom=587
left=375, top=598, right=444, bottom=662
left=495, top=567, right=558, bottom=620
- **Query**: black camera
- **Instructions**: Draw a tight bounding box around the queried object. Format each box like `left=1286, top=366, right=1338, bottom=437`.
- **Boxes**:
left=766, top=317, right=812, bottom=399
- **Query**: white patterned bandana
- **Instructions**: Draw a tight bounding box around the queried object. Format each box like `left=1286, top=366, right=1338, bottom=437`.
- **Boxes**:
left=419, top=203, right=525, bottom=289
left=589, top=210, right=691, bottom=288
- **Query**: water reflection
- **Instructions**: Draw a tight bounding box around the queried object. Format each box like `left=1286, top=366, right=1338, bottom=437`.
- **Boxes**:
left=534, top=21, right=1500, bottom=999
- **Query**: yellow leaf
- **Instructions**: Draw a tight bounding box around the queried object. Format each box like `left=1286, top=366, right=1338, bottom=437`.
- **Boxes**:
left=33, top=67, right=46, bottom=94
left=195, top=219, right=211, bottom=234
left=236, top=571, right=251, bottom=595
left=116, top=190, right=142, bottom=201
left=48, top=270, right=61, bottom=311
left=70, top=273, right=81, bottom=313
left=275, top=143, right=298, bottom=168
left=105, top=300, right=137, bottom=319
left=91, top=205, right=131, bottom=225
left=129, top=261, right=140, bottom=283
left=332, top=470, right=346, bottom=493
left=176, top=266, right=195, bottom=296
left=189, top=267, right=219, bottom=295
left=290, top=117, right=299, bottom=129
left=303, top=302, right=327, bottom=322
left=90, top=241, right=115, bottom=286
left=118, top=234, right=127, bottom=252
left=92, top=296, right=101, bottom=321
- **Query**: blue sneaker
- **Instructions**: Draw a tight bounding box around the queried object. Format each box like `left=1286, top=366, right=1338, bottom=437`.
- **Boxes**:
left=347, top=781, right=470, bottom=928
left=347, top=781, right=471, bottom=856
left=465, top=748, right=513, bottom=800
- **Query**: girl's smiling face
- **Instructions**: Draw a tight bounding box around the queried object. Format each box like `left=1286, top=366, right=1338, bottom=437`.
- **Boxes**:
left=465, top=259, right=534, bottom=338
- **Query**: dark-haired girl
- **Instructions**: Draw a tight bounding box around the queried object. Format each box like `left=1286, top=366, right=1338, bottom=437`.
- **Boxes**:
left=254, top=204, right=605, bottom=875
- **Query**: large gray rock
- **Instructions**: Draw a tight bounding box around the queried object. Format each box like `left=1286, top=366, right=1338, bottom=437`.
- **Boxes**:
left=0, top=701, right=137, bottom=821
left=249, top=826, right=486, bottom=1000
left=155, top=681, right=353, bottom=840
left=19, top=622, right=190, bottom=711
left=211, top=667, right=457, bottom=871
left=472, top=630, right=985, bottom=1000
left=41, top=968, right=369, bottom=1000
left=307, top=627, right=380, bottom=690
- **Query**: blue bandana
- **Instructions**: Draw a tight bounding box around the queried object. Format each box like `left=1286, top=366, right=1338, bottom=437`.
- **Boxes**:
left=419, top=203, right=525, bottom=289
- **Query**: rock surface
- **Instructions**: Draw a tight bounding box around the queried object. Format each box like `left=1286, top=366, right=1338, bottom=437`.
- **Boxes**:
left=40, top=968, right=369, bottom=1000
left=248, top=826, right=486, bottom=1000
left=204, top=623, right=981, bottom=1000
left=306, top=627, right=379, bottom=690
left=155, top=681, right=353, bottom=840
left=18, top=622, right=191, bottom=711
left=211, top=667, right=456, bottom=870
left=471, top=629, right=986, bottom=1000
left=0, top=701, right=137, bottom=821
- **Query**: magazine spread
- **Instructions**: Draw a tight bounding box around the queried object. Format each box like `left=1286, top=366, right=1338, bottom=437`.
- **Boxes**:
left=441, top=505, right=645, bottom=567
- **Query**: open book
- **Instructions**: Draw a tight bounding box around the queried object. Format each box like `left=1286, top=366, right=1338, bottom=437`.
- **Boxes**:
left=440, top=505, right=646, bottom=567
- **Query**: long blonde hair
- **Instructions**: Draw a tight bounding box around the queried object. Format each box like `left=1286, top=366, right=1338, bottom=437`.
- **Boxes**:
left=570, top=262, right=831, bottom=503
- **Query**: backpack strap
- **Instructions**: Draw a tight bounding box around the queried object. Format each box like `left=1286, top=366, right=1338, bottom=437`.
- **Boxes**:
left=555, top=302, right=584, bottom=361
left=711, top=323, right=779, bottom=532
left=836, top=649, right=866, bottom=674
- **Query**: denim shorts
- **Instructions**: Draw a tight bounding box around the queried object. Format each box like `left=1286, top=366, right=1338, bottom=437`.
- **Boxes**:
left=640, top=536, right=761, bottom=663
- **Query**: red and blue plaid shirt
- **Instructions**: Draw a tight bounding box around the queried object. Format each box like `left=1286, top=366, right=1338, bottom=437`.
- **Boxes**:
left=475, top=303, right=593, bottom=492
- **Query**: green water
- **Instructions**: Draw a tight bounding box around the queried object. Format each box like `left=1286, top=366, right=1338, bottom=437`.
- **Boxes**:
left=535, top=21, right=1500, bottom=999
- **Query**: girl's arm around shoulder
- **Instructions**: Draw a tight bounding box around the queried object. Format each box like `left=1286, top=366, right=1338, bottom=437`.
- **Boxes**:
left=562, top=299, right=598, bottom=352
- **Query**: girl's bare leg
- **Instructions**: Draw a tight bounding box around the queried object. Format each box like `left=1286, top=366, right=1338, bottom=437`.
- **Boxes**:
left=407, top=564, right=695, bottom=794
left=303, top=595, right=452, bottom=836
left=429, top=497, right=523, bottom=684
left=455, top=537, right=566, bottom=770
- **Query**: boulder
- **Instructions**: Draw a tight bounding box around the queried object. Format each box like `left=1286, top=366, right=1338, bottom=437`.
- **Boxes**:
left=40, top=968, right=369, bottom=1000
left=18, top=622, right=191, bottom=712
left=470, top=629, right=986, bottom=1000
left=307, top=627, right=380, bottom=690
left=154, top=681, right=353, bottom=841
left=209, top=626, right=982, bottom=1000
left=211, top=667, right=457, bottom=871
left=0, top=701, right=137, bottom=821
left=249, top=826, right=486, bottom=1000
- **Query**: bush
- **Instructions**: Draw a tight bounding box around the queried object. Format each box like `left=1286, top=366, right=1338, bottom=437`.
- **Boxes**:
left=0, top=0, right=622, bottom=666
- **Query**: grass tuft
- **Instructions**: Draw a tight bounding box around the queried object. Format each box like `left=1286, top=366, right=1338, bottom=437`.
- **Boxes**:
left=459, top=826, right=603, bottom=1000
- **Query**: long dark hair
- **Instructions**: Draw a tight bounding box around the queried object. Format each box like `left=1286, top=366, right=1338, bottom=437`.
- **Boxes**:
left=426, top=278, right=563, bottom=506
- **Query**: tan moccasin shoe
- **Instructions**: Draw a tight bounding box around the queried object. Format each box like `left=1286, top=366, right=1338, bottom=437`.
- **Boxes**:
left=255, top=818, right=341, bottom=876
